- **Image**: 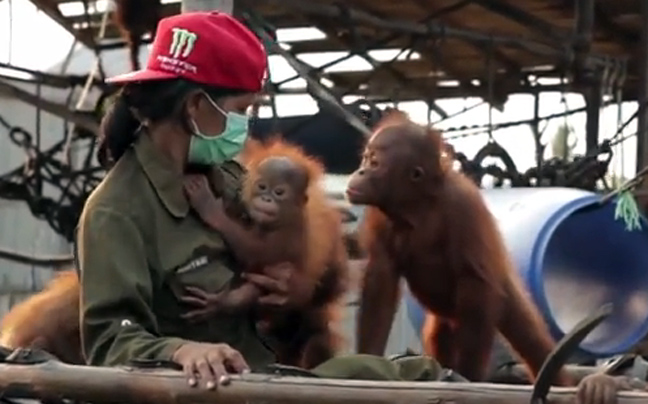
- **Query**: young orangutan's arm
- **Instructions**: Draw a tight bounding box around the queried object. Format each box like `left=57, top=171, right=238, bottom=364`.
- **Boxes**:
left=204, top=212, right=269, bottom=265
left=218, top=282, right=263, bottom=311
left=183, top=175, right=269, bottom=264
left=181, top=282, right=264, bottom=321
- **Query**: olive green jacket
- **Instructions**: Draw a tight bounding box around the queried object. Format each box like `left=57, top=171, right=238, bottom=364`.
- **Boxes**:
left=76, top=134, right=274, bottom=368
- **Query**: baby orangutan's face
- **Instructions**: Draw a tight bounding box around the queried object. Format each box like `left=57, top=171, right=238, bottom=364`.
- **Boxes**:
left=248, top=157, right=308, bottom=227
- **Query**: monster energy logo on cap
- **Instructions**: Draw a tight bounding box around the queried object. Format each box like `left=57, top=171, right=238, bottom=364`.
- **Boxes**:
left=169, top=28, right=198, bottom=59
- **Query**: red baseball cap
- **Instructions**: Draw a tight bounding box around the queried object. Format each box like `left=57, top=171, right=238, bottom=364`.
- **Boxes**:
left=106, top=11, right=268, bottom=92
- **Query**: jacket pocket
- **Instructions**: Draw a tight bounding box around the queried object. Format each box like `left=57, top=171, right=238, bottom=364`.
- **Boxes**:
left=165, top=247, right=236, bottom=301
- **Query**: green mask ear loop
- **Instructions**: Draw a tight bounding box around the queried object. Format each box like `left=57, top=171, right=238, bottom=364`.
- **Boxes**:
left=601, top=166, right=648, bottom=232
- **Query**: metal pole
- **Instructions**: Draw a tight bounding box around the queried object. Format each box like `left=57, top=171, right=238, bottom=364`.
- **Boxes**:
left=573, top=0, right=598, bottom=153
left=584, top=82, right=601, bottom=153
left=636, top=0, right=648, bottom=171
left=574, top=0, right=594, bottom=58
left=181, top=0, right=233, bottom=13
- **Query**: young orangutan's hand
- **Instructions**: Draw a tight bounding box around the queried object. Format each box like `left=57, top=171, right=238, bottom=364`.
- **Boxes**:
left=183, top=175, right=226, bottom=223
left=180, top=286, right=227, bottom=323
left=243, top=262, right=315, bottom=310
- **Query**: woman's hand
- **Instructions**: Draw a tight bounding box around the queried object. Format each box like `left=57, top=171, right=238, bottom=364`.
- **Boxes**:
left=172, top=342, right=249, bottom=390
left=242, top=262, right=315, bottom=309
left=576, top=374, right=644, bottom=404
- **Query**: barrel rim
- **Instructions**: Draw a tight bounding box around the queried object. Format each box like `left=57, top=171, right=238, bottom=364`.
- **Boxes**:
left=530, top=193, right=648, bottom=357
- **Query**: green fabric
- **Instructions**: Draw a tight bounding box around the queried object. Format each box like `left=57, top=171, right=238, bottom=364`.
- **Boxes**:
left=77, top=134, right=274, bottom=368
left=309, top=354, right=444, bottom=381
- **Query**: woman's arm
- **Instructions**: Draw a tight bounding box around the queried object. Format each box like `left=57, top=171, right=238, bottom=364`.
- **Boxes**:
left=78, top=205, right=186, bottom=366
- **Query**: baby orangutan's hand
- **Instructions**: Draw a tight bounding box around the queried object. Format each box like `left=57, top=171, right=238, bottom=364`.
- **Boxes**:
left=183, top=175, right=227, bottom=224
left=180, top=286, right=228, bottom=323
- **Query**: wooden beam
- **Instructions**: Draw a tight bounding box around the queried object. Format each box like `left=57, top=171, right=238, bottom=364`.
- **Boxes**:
left=288, top=38, right=411, bottom=54
left=273, top=73, right=643, bottom=101
left=241, top=0, right=565, bottom=58
left=342, top=3, right=500, bottom=106
left=593, top=4, right=640, bottom=44
left=471, top=0, right=569, bottom=44
left=409, top=0, right=520, bottom=79
left=318, top=59, right=437, bottom=82
left=597, top=0, right=640, bottom=17
left=558, top=0, right=638, bottom=47
left=263, top=13, right=311, bottom=28
left=0, top=362, right=647, bottom=404
left=273, top=80, right=567, bottom=101
left=342, top=1, right=492, bottom=106
left=302, top=16, right=447, bottom=116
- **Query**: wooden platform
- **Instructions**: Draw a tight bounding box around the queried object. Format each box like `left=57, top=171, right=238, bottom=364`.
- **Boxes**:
left=28, top=0, right=644, bottom=103
left=1, top=361, right=648, bottom=404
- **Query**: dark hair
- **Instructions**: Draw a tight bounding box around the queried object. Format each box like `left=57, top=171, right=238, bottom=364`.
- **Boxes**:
left=97, top=79, right=245, bottom=168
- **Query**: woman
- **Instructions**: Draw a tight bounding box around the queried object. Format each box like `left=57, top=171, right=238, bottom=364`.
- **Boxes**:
left=77, top=11, right=314, bottom=390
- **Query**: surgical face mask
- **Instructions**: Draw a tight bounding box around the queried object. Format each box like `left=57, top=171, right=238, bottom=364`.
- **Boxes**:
left=187, top=93, right=250, bottom=165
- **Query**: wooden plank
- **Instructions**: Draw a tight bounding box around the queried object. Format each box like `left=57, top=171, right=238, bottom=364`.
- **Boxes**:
left=0, top=362, right=647, bottom=404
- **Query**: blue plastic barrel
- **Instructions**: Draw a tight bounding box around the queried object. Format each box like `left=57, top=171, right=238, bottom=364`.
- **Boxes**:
left=405, top=187, right=648, bottom=358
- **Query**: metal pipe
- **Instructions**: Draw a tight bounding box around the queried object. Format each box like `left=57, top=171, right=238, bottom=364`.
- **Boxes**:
left=574, top=0, right=595, bottom=54
left=573, top=0, right=598, bottom=154
left=584, top=83, right=601, bottom=153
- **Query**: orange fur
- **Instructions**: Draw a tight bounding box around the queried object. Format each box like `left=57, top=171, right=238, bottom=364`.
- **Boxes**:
left=371, top=108, right=412, bottom=133
left=0, top=270, right=83, bottom=364
left=243, top=138, right=337, bottom=283
left=241, top=137, right=350, bottom=368
left=238, top=137, right=265, bottom=165
left=350, top=112, right=570, bottom=384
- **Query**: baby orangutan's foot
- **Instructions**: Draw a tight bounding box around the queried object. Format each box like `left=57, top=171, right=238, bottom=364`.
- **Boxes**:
left=183, top=174, right=226, bottom=224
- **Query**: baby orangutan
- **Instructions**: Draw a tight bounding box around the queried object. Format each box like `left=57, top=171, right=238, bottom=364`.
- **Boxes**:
left=183, top=156, right=310, bottom=313
left=182, top=140, right=349, bottom=369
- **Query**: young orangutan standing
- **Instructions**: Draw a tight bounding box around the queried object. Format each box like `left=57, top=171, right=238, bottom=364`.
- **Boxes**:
left=346, top=113, right=571, bottom=385
left=183, top=140, right=349, bottom=369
